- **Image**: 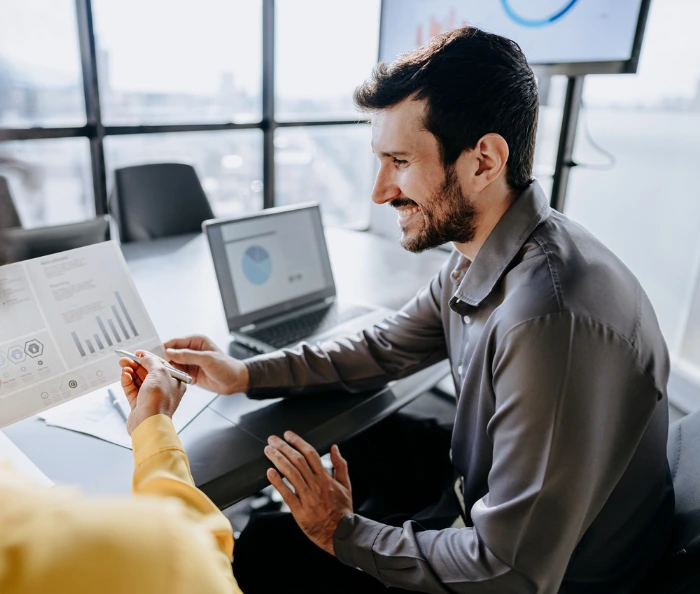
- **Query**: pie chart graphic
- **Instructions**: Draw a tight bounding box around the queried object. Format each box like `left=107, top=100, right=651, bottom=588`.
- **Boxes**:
left=242, top=245, right=272, bottom=285
left=501, top=0, right=579, bottom=27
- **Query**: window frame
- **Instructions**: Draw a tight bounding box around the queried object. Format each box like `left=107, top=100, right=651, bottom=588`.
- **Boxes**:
left=0, top=0, right=367, bottom=217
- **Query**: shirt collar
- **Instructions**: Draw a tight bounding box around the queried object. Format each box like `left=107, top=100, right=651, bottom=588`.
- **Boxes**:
left=453, top=179, right=551, bottom=307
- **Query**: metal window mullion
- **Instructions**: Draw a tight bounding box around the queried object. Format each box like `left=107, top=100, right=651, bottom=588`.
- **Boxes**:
left=0, top=127, right=90, bottom=141
left=104, top=122, right=263, bottom=135
left=75, top=0, right=107, bottom=216
left=262, top=0, right=276, bottom=209
left=275, top=119, right=365, bottom=128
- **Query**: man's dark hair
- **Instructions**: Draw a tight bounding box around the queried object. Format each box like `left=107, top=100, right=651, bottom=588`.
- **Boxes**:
left=354, top=27, right=539, bottom=191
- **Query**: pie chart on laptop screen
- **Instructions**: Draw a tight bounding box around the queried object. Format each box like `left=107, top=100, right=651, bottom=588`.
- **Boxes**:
left=242, top=245, right=272, bottom=285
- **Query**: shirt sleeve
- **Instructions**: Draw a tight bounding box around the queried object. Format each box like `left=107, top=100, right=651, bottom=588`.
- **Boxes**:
left=0, top=414, right=241, bottom=594
left=333, top=312, right=665, bottom=593
left=243, top=264, right=449, bottom=397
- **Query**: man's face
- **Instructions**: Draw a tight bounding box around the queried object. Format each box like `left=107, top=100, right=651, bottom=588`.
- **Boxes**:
left=370, top=99, right=477, bottom=253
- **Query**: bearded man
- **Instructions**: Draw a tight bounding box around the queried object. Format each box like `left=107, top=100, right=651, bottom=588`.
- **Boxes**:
left=166, top=27, right=673, bottom=594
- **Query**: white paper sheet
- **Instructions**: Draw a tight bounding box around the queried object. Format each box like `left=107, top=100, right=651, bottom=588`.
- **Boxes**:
left=0, top=241, right=163, bottom=427
left=0, top=430, right=54, bottom=486
left=38, top=382, right=217, bottom=449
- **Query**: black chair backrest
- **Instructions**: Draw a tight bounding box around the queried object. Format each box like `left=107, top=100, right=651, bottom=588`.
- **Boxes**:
left=641, top=409, right=700, bottom=593
left=110, top=163, right=215, bottom=243
left=1, top=216, right=110, bottom=262
left=0, top=175, right=22, bottom=230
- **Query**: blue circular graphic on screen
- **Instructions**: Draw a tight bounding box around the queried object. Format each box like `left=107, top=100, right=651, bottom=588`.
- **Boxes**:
left=501, top=0, right=579, bottom=27
left=242, top=245, right=272, bottom=285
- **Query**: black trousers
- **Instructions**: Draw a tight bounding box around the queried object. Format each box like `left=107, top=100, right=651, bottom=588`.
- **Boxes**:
left=233, top=412, right=457, bottom=594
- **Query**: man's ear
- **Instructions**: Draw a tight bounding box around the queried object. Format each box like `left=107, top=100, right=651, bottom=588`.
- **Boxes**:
left=455, top=134, right=510, bottom=193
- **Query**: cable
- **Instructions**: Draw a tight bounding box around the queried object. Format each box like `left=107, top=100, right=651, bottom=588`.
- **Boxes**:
left=571, top=100, right=617, bottom=171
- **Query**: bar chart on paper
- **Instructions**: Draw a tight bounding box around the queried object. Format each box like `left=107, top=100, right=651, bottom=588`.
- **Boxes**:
left=22, top=242, right=163, bottom=371
left=0, top=241, right=163, bottom=427
left=70, top=291, right=141, bottom=358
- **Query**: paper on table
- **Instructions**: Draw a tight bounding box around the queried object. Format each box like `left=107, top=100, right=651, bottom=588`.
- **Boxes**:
left=38, top=382, right=217, bottom=449
left=0, top=430, right=54, bottom=486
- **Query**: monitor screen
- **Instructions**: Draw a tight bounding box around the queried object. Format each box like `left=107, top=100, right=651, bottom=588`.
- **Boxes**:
left=379, top=0, right=646, bottom=69
left=206, top=206, right=335, bottom=325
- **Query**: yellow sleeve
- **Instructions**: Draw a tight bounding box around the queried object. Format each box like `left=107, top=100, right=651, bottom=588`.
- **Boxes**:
left=0, top=415, right=242, bottom=594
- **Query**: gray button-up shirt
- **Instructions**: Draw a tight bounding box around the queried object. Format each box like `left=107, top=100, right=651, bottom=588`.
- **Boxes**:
left=244, top=181, right=674, bottom=593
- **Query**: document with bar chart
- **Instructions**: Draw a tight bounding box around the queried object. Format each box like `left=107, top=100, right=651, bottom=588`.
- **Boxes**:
left=0, top=241, right=162, bottom=427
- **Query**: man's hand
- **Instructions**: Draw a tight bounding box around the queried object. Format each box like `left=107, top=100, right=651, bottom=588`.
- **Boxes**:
left=265, top=431, right=353, bottom=556
left=119, top=351, right=187, bottom=435
left=164, top=335, right=249, bottom=395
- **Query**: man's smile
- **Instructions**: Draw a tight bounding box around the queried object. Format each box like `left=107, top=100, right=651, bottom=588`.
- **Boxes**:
left=396, top=205, right=421, bottom=225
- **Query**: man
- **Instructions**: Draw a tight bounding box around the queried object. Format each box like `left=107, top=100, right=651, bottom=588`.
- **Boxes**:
left=0, top=352, right=242, bottom=593
left=166, top=27, right=673, bottom=593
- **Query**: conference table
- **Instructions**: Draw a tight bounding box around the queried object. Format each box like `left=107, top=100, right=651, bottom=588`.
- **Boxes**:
left=3, top=227, right=450, bottom=509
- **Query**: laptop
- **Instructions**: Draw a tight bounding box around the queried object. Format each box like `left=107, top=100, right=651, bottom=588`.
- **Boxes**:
left=203, top=203, right=391, bottom=356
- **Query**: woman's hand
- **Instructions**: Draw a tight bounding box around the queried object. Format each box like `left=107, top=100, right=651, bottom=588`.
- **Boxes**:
left=119, top=351, right=187, bottom=435
left=164, top=335, right=249, bottom=395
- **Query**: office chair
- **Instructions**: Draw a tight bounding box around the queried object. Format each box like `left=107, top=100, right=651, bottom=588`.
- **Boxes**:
left=2, top=215, right=110, bottom=262
left=637, top=408, right=700, bottom=593
left=0, top=175, right=22, bottom=230
left=110, top=163, right=215, bottom=243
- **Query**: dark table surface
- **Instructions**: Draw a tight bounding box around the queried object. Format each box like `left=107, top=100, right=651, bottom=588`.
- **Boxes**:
left=3, top=227, right=449, bottom=508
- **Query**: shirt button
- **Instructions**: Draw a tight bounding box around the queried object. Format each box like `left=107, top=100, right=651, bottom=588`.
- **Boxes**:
left=458, top=365, right=464, bottom=375
left=463, top=315, right=471, bottom=325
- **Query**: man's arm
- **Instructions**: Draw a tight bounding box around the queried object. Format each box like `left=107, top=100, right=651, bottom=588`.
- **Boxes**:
left=268, top=312, right=668, bottom=592
left=166, top=256, right=455, bottom=398
left=167, top=263, right=450, bottom=397
left=257, top=262, right=452, bottom=397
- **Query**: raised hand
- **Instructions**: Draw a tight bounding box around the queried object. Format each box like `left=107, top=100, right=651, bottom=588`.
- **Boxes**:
left=164, top=335, right=249, bottom=395
left=264, top=431, right=353, bottom=556
left=119, top=350, right=187, bottom=435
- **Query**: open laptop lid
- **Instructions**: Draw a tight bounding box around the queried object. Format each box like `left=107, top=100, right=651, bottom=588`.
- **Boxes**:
left=203, top=203, right=337, bottom=331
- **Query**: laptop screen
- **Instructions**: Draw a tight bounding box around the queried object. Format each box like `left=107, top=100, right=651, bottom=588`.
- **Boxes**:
left=205, top=204, right=336, bottom=329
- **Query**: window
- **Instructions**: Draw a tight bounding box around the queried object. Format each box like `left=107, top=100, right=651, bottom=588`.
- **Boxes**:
left=0, top=0, right=85, bottom=128
left=275, top=125, right=374, bottom=227
left=1, top=0, right=377, bottom=229
left=92, top=0, right=262, bottom=125
left=0, top=138, right=94, bottom=228
left=104, top=130, right=264, bottom=217
left=275, top=0, right=381, bottom=121
left=563, top=0, right=700, bottom=405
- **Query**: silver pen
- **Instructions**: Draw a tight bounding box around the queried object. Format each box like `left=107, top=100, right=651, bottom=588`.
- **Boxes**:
left=108, top=387, right=130, bottom=423
left=114, top=349, right=194, bottom=385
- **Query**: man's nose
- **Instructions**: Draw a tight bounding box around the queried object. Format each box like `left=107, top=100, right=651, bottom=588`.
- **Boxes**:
left=371, top=164, right=401, bottom=205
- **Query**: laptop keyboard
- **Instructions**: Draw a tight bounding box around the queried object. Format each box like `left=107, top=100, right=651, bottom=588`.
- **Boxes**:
left=246, top=304, right=373, bottom=349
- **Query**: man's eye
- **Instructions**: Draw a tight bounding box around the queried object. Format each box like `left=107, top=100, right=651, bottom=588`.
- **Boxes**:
left=393, top=158, right=408, bottom=167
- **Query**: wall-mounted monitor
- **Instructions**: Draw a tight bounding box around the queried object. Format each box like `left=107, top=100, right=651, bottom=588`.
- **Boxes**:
left=379, top=0, right=651, bottom=75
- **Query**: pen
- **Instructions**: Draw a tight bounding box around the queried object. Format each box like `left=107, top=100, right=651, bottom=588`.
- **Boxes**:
left=108, top=388, right=130, bottom=423
left=114, top=349, right=194, bottom=385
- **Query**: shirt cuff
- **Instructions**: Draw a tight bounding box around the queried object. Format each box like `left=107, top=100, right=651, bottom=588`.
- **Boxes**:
left=131, top=414, right=183, bottom=466
left=333, top=513, right=388, bottom=582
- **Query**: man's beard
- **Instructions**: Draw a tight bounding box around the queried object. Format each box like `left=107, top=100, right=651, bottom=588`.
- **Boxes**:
left=397, top=167, right=478, bottom=253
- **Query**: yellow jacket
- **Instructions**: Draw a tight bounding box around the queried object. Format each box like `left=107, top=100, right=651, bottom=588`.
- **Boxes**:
left=0, top=414, right=242, bottom=593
